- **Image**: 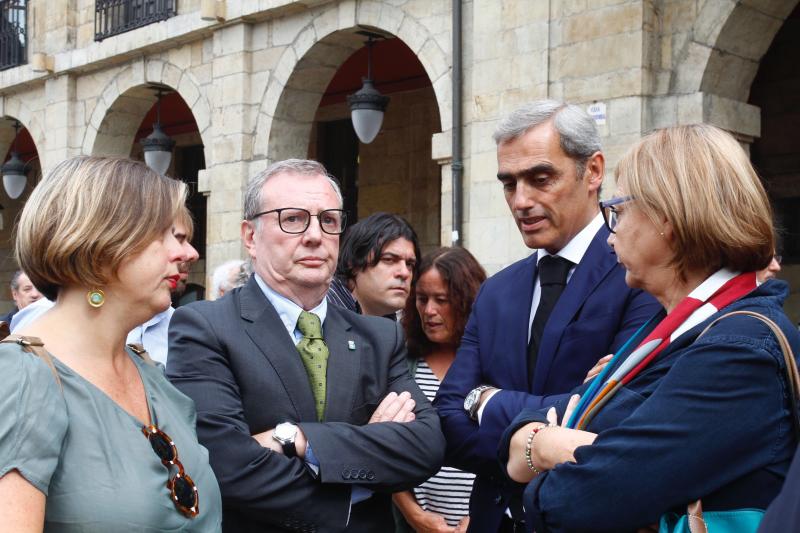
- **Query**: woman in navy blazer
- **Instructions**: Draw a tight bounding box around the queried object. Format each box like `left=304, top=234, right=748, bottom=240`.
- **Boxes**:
left=500, top=124, right=800, bottom=532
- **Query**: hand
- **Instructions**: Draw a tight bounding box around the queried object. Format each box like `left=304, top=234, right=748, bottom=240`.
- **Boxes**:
left=252, top=429, right=282, bottom=453
left=368, top=391, right=416, bottom=423
left=408, top=510, right=457, bottom=533
left=393, top=491, right=456, bottom=533
left=507, top=421, right=548, bottom=483
left=507, top=395, right=595, bottom=483
left=584, top=354, right=612, bottom=383
left=535, top=396, right=596, bottom=471
left=455, top=515, right=470, bottom=533
left=550, top=394, right=580, bottom=428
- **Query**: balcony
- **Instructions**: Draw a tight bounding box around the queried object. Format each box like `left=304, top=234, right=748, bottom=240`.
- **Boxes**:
left=0, top=0, right=26, bottom=71
left=95, top=0, right=176, bottom=42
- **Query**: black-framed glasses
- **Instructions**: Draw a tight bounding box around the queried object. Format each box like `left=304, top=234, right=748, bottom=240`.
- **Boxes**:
left=599, top=195, right=634, bottom=233
left=142, top=424, right=200, bottom=518
left=249, top=208, right=347, bottom=235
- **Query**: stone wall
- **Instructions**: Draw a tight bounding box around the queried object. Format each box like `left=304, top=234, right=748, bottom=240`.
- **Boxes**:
left=313, top=85, right=442, bottom=253
left=0, top=0, right=797, bottom=320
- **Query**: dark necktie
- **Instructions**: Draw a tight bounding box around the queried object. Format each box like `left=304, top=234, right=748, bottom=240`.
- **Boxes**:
left=296, top=311, right=329, bottom=421
left=528, top=255, right=573, bottom=385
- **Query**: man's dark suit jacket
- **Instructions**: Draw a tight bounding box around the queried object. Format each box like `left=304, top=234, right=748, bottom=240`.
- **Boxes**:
left=759, top=445, right=800, bottom=532
left=434, top=225, right=661, bottom=532
left=167, top=276, right=445, bottom=532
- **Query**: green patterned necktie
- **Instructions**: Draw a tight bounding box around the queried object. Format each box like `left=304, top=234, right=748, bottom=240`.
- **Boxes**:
left=296, top=311, right=329, bottom=421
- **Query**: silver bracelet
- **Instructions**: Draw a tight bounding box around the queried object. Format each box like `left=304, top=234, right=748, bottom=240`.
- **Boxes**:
left=524, top=424, right=553, bottom=474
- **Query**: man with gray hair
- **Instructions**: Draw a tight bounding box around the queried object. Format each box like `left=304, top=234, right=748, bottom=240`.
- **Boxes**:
left=167, top=158, right=444, bottom=532
left=435, top=101, right=659, bottom=532
left=210, top=259, right=251, bottom=299
left=0, top=270, right=42, bottom=324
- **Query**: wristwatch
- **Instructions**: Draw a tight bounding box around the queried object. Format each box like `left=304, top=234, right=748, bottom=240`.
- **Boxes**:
left=272, top=422, right=298, bottom=458
left=464, top=385, right=494, bottom=421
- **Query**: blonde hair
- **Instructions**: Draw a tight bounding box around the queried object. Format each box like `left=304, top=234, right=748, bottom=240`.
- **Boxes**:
left=16, top=156, right=187, bottom=300
left=616, top=124, right=774, bottom=279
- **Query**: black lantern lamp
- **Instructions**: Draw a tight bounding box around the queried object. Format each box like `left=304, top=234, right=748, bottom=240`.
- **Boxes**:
left=347, top=34, right=390, bottom=144
left=141, top=89, right=176, bottom=175
left=2, top=120, right=28, bottom=200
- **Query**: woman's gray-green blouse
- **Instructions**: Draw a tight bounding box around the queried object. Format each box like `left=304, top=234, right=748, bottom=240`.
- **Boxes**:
left=0, top=343, right=222, bottom=532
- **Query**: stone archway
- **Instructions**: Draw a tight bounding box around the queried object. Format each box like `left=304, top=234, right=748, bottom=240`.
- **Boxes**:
left=83, top=59, right=212, bottom=163
left=0, top=97, right=46, bottom=171
left=253, top=1, right=450, bottom=161
left=0, top=114, right=44, bottom=310
left=670, top=1, right=799, bottom=99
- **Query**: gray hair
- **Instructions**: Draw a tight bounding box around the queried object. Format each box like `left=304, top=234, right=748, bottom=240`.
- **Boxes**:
left=243, top=159, right=343, bottom=222
left=493, top=100, right=602, bottom=176
left=9, top=270, right=23, bottom=291
left=211, top=259, right=250, bottom=297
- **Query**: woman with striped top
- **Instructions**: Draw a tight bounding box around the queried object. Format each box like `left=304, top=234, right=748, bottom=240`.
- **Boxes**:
left=394, top=247, right=486, bottom=533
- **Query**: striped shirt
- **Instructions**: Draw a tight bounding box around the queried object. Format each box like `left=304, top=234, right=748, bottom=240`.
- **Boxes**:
left=413, top=360, right=475, bottom=526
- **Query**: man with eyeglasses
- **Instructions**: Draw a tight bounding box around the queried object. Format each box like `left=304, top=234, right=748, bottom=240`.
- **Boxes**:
left=435, top=101, right=660, bottom=532
left=166, top=158, right=444, bottom=532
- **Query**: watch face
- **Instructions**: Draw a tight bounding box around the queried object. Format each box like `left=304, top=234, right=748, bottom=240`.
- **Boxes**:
left=275, top=423, right=297, bottom=441
left=464, top=390, right=478, bottom=411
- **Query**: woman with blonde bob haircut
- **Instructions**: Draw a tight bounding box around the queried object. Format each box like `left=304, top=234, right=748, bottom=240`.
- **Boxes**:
left=0, top=156, right=222, bottom=532
left=501, top=124, right=799, bottom=532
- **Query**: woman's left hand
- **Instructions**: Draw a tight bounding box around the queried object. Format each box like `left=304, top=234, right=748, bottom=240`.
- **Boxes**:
left=507, top=395, right=597, bottom=483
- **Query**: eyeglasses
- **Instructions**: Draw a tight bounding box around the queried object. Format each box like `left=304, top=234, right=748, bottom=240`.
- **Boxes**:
left=599, top=195, right=634, bottom=234
left=142, top=424, right=199, bottom=518
left=249, top=208, right=347, bottom=235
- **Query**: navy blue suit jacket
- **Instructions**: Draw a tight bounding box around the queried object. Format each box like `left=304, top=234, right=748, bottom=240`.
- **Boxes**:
left=500, top=281, right=800, bottom=533
left=434, top=225, right=660, bottom=531
left=759, top=443, right=800, bottom=532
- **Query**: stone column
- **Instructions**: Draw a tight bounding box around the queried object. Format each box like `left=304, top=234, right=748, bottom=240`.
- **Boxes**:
left=203, top=22, right=259, bottom=282
left=43, top=74, right=79, bottom=169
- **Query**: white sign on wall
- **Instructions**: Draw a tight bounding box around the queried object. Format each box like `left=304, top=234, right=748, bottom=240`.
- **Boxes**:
left=587, top=102, right=607, bottom=125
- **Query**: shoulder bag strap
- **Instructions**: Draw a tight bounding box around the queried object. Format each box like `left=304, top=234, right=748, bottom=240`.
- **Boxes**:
left=697, top=310, right=800, bottom=440
left=126, top=343, right=157, bottom=367
left=1, top=334, right=62, bottom=389
left=683, top=310, right=800, bottom=533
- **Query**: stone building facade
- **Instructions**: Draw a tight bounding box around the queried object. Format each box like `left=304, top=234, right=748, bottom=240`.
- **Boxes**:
left=0, top=0, right=797, bottom=319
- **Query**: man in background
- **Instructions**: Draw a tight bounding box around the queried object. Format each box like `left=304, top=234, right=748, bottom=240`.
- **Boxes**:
left=1, top=270, right=42, bottom=323
left=329, top=212, right=419, bottom=319
left=211, top=259, right=251, bottom=299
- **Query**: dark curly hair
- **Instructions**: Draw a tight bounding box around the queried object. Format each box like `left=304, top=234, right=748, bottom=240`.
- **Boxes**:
left=336, top=212, right=420, bottom=283
left=402, top=247, right=486, bottom=357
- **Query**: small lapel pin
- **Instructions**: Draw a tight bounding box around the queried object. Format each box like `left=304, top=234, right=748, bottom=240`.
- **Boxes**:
left=348, top=340, right=356, bottom=350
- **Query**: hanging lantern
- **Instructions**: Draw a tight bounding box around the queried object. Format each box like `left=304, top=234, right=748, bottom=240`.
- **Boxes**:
left=347, top=35, right=390, bottom=144
left=141, top=89, right=176, bottom=175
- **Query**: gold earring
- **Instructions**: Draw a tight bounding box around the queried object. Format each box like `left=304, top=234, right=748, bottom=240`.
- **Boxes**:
left=86, top=288, right=105, bottom=308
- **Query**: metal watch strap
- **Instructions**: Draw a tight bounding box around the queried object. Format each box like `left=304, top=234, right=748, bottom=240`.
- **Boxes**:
left=468, top=385, right=493, bottom=420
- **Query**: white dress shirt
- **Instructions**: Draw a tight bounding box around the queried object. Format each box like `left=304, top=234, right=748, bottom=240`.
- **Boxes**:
left=478, top=213, right=605, bottom=423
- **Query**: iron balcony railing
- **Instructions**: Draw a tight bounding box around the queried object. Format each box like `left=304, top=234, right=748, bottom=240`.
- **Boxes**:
left=0, top=0, right=26, bottom=71
left=95, top=0, right=176, bottom=42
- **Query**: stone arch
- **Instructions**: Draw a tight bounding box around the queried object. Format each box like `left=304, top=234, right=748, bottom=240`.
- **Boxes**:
left=671, top=0, right=799, bottom=100
left=1, top=97, right=46, bottom=170
left=253, top=1, right=450, bottom=161
left=83, top=59, right=212, bottom=163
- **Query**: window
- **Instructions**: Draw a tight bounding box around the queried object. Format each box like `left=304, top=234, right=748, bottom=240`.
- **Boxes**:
left=0, top=0, right=26, bottom=71
left=95, top=0, right=176, bottom=42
